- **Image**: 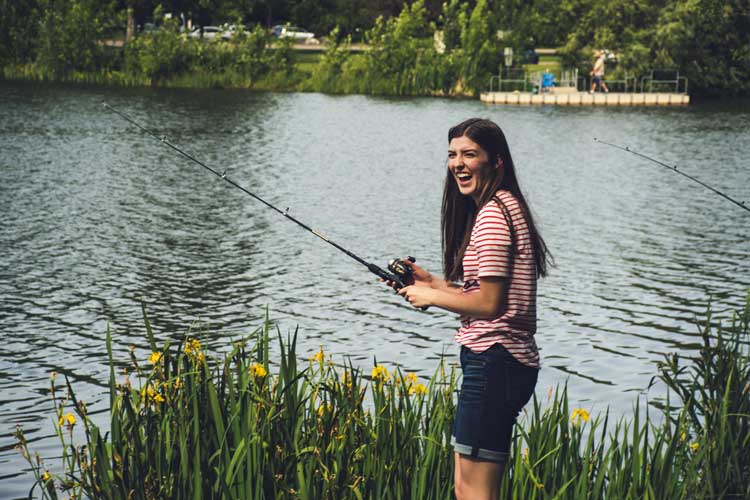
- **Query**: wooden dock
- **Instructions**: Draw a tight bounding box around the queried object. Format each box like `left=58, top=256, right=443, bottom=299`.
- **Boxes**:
left=480, top=91, right=690, bottom=106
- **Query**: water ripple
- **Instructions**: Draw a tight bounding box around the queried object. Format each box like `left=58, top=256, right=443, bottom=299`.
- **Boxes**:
left=1, top=83, right=749, bottom=496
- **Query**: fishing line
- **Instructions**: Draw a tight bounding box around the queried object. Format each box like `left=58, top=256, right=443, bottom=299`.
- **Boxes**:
left=594, top=138, right=749, bottom=215
left=103, top=102, right=414, bottom=289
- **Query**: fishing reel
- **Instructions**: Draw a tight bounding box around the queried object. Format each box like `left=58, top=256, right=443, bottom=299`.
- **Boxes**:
left=387, top=256, right=428, bottom=311
left=387, top=256, right=416, bottom=289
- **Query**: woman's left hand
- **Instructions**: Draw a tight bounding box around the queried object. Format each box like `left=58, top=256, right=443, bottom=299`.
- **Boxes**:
left=397, top=285, right=434, bottom=309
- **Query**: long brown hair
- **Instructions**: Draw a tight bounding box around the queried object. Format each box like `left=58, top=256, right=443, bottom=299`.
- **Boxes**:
left=441, top=118, right=552, bottom=281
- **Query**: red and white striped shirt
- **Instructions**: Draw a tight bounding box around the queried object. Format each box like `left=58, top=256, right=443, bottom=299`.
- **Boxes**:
left=454, top=190, right=540, bottom=368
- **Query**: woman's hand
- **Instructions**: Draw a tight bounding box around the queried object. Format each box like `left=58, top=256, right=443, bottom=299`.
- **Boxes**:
left=380, top=258, right=434, bottom=291
left=401, top=259, right=433, bottom=288
left=398, top=285, right=435, bottom=309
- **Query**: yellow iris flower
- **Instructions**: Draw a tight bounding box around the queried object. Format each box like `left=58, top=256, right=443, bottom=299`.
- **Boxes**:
left=317, top=404, right=332, bottom=417
left=371, top=365, right=390, bottom=382
left=58, top=412, right=76, bottom=427
left=184, top=338, right=205, bottom=363
left=570, top=408, right=590, bottom=423
left=141, top=385, right=165, bottom=404
left=409, top=383, right=428, bottom=396
left=250, top=363, right=267, bottom=378
left=310, top=346, right=325, bottom=363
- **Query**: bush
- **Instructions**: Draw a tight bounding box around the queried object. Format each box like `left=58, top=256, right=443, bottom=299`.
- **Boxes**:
left=17, top=310, right=455, bottom=499
left=35, top=0, right=115, bottom=79
left=16, top=292, right=750, bottom=499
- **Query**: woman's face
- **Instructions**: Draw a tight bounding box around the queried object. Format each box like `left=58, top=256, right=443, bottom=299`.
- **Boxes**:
left=448, top=135, right=495, bottom=203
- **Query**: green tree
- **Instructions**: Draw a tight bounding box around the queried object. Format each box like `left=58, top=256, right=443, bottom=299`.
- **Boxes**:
left=124, top=9, right=187, bottom=85
left=460, top=0, right=501, bottom=94
left=362, top=0, right=436, bottom=95
left=439, top=0, right=468, bottom=52
left=309, top=26, right=351, bottom=92
left=511, top=0, right=582, bottom=48
left=36, top=0, right=116, bottom=78
left=654, top=0, right=750, bottom=95
left=0, top=0, right=41, bottom=65
left=559, top=0, right=664, bottom=80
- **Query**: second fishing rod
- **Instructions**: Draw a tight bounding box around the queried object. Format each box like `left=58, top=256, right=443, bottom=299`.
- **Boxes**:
left=103, top=102, right=417, bottom=292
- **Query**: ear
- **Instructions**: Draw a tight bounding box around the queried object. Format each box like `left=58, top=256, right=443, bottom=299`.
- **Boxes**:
left=495, top=157, right=504, bottom=169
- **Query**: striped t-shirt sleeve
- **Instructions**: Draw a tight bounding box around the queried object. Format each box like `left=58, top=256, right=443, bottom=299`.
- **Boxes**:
left=472, top=204, right=512, bottom=278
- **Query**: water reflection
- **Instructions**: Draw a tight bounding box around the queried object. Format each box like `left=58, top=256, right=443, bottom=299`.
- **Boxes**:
left=0, top=82, right=748, bottom=496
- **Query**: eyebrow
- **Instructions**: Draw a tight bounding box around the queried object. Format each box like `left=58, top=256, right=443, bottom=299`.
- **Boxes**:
left=447, top=147, right=478, bottom=153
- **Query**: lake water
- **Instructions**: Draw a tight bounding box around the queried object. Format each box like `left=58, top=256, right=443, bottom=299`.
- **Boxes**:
left=1, top=81, right=749, bottom=496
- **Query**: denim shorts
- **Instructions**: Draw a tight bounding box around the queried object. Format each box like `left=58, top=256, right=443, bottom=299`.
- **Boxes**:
left=451, top=343, right=539, bottom=463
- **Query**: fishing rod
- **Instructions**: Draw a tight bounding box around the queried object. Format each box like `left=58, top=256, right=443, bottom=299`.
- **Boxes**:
left=594, top=138, right=750, bottom=215
left=103, top=102, right=416, bottom=290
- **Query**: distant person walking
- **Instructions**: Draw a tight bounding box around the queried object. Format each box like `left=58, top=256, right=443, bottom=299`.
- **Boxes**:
left=590, top=50, right=609, bottom=93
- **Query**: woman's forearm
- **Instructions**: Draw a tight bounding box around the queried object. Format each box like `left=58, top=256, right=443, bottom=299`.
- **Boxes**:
left=429, top=288, right=504, bottom=318
left=399, top=277, right=506, bottom=317
left=428, top=275, right=461, bottom=293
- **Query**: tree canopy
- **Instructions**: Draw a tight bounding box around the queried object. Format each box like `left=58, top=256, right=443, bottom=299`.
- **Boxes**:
left=1, top=0, right=748, bottom=96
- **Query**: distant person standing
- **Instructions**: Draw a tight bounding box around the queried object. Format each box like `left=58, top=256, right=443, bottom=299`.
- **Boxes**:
left=590, top=50, right=609, bottom=93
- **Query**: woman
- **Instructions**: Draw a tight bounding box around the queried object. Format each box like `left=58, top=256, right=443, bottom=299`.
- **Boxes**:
left=396, top=118, right=551, bottom=499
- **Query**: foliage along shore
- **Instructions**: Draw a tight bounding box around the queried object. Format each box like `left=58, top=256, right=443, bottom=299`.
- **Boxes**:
left=2, top=0, right=749, bottom=97
left=16, top=293, right=750, bottom=499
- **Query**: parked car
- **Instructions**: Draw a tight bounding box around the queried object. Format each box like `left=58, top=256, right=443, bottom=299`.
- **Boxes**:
left=220, top=24, right=245, bottom=40
left=137, top=22, right=159, bottom=34
left=188, top=26, right=222, bottom=40
left=271, top=24, right=318, bottom=44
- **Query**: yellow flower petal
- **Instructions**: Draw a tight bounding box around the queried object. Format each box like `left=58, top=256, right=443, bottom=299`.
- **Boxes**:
left=250, top=363, right=267, bottom=378
left=409, top=383, right=428, bottom=395
left=371, top=365, right=390, bottom=382
left=310, top=346, right=325, bottom=363
left=571, top=408, right=590, bottom=423
left=59, top=412, right=76, bottom=426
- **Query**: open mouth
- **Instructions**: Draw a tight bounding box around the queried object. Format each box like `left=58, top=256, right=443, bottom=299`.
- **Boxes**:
left=456, top=172, right=472, bottom=184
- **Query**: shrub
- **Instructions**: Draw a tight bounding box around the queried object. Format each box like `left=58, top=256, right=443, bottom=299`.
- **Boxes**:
left=17, top=293, right=750, bottom=498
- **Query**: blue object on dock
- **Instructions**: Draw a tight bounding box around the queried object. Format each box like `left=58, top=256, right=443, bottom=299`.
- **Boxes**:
left=541, top=72, right=556, bottom=90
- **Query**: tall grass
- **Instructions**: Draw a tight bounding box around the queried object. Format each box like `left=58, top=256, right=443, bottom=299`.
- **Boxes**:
left=17, top=309, right=456, bottom=499
left=16, top=293, right=750, bottom=499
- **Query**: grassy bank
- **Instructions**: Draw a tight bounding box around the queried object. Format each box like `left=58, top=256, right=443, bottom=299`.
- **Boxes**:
left=16, top=294, right=750, bottom=499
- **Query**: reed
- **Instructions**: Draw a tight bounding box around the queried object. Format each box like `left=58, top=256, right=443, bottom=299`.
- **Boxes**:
left=16, top=294, right=749, bottom=499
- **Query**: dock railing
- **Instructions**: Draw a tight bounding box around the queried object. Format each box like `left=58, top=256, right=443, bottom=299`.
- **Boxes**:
left=604, top=74, right=637, bottom=93
left=558, top=69, right=578, bottom=88
left=489, top=68, right=529, bottom=92
left=578, top=74, right=637, bottom=92
left=488, top=68, right=688, bottom=95
left=640, top=69, right=689, bottom=94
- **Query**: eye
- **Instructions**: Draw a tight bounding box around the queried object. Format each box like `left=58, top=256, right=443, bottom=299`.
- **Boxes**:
left=447, top=151, right=456, bottom=159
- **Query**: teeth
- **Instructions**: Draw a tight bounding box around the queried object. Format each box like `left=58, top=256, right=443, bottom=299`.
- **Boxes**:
left=457, top=173, right=471, bottom=179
